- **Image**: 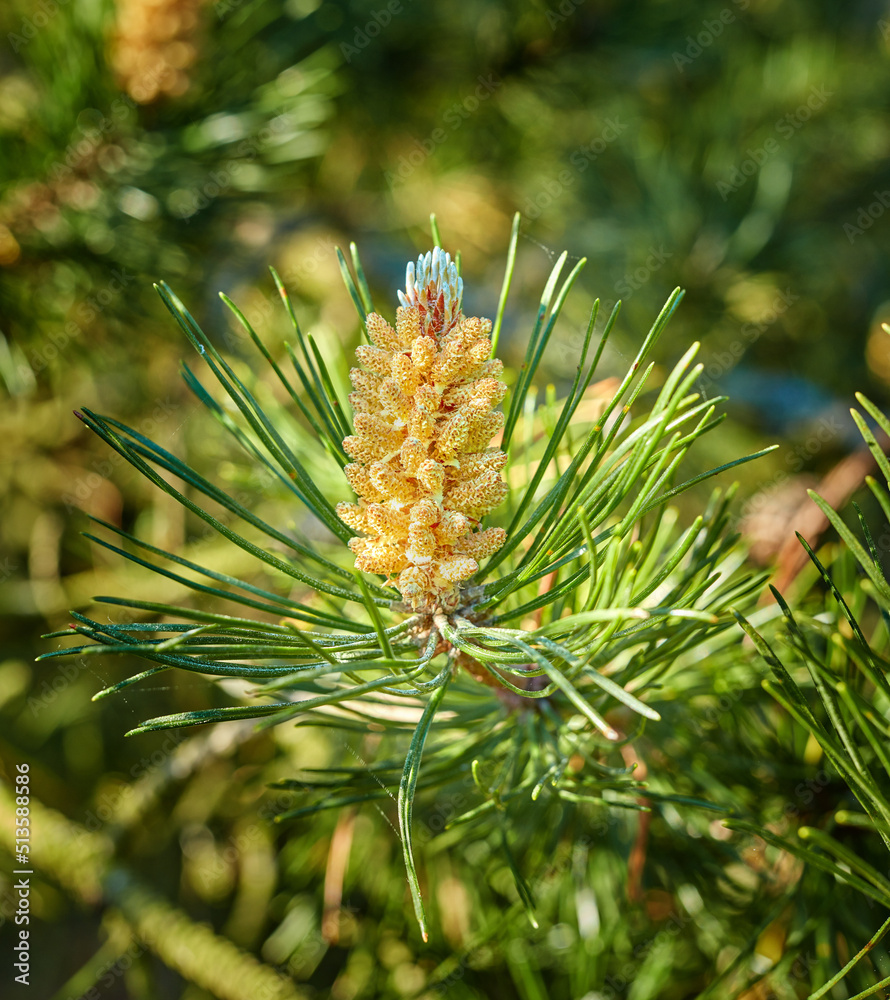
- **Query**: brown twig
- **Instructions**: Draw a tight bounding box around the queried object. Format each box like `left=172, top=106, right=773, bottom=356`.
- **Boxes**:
left=322, top=808, right=356, bottom=944
left=620, top=740, right=650, bottom=904
left=771, top=444, right=880, bottom=595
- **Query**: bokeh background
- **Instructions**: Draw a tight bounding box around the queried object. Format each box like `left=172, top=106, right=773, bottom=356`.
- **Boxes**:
left=3, top=0, right=890, bottom=997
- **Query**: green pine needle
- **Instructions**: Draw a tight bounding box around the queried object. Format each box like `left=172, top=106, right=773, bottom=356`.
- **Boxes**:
left=55, top=223, right=778, bottom=937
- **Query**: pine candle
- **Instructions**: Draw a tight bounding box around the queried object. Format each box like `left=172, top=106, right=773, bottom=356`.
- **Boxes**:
left=337, top=248, right=509, bottom=613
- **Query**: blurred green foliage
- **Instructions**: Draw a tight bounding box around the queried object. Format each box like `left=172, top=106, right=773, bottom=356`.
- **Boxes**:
left=4, top=0, right=890, bottom=997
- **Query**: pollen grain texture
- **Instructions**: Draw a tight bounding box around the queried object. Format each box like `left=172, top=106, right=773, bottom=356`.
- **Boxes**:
left=337, top=248, right=509, bottom=613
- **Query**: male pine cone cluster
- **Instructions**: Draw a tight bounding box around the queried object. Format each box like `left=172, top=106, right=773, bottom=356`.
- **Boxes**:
left=111, top=0, right=205, bottom=103
left=337, top=248, right=509, bottom=613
